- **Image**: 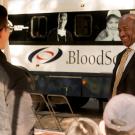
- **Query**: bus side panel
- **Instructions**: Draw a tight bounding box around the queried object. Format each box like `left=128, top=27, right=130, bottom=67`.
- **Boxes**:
left=8, top=10, right=130, bottom=101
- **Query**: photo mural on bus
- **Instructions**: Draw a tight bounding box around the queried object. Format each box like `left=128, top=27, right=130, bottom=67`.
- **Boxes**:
left=8, top=10, right=130, bottom=45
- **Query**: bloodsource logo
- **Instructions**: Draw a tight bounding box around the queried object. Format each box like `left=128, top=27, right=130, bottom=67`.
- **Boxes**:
left=28, top=47, right=62, bottom=66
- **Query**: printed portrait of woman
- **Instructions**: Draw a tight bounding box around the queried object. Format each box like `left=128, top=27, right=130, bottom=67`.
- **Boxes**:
left=95, top=10, right=121, bottom=41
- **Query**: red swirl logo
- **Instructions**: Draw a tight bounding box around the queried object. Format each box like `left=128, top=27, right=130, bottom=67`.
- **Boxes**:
left=28, top=47, right=62, bottom=66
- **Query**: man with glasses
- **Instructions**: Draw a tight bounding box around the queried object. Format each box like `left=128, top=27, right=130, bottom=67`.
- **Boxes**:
left=0, top=5, right=35, bottom=135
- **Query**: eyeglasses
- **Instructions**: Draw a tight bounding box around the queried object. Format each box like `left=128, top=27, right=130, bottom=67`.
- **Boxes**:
left=0, top=24, right=14, bottom=33
left=6, top=20, right=14, bottom=33
left=6, top=25, right=14, bottom=33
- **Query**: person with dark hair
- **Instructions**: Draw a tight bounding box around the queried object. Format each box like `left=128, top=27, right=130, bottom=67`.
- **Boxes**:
left=95, top=10, right=121, bottom=41
left=99, top=94, right=135, bottom=135
left=111, top=13, right=135, bottom=96
left=65, top=117, right=102, bottom=135
left=47, top=12, right=73, bottom=44
left=0, top=5, right=35, bottom=135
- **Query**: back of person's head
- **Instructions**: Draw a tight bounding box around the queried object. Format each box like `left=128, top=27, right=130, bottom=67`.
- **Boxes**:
left=65, top=117, right=101, bottom=135
left=103, top=93, right=135, bottom=135
left=0, top=5, right=8, bottom=30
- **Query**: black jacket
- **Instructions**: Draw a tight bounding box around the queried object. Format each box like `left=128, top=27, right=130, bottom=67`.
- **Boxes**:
left=111, top=49, right=135, bottom=95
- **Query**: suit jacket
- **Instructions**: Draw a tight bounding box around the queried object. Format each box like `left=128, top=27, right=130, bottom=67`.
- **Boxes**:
left=111, top=49, right=135, bottom=95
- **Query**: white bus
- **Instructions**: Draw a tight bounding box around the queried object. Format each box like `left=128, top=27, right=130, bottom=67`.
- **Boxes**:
left=2, top=0, right=135, bottom=108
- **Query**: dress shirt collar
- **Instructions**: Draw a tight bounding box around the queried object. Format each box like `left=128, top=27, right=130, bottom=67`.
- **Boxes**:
left=129, top=42, right=135, bottom=51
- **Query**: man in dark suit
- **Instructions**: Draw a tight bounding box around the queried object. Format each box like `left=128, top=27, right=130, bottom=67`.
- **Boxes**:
left=111, top=14, right=135, bottom=96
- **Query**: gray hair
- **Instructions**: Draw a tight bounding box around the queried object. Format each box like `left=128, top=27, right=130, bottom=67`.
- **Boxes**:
left=103, top=94, right=135, bottom=134
left=65, top=118, right=101, bottom=135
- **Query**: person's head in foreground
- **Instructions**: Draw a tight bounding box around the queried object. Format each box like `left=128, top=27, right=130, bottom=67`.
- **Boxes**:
left=0, top=4, right=9, bottom=50
left=0, top=5, right=13, bottom=50
left=102, top=93, right=135, bottom=135
left=65, top=117, right=101, bottom=135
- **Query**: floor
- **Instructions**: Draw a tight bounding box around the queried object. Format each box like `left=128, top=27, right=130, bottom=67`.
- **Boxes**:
left=34, top=98, right=106, bottom=135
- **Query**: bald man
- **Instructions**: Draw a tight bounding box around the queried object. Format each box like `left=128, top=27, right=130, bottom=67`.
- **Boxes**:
left=111, top=14, right=135, bottom=96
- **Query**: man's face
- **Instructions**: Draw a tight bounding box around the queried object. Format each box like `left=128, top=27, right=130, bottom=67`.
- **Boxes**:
left=118, top=17, right=135, bottom=47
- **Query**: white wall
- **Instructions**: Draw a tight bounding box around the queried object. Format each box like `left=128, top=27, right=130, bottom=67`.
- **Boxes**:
left=8, top=0, right=135, bottom=14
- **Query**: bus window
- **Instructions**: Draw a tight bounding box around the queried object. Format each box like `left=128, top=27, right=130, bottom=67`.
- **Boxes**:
left=31, top=16, right=47, bottom=38
left=74, top=14, right=92, bottom=37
